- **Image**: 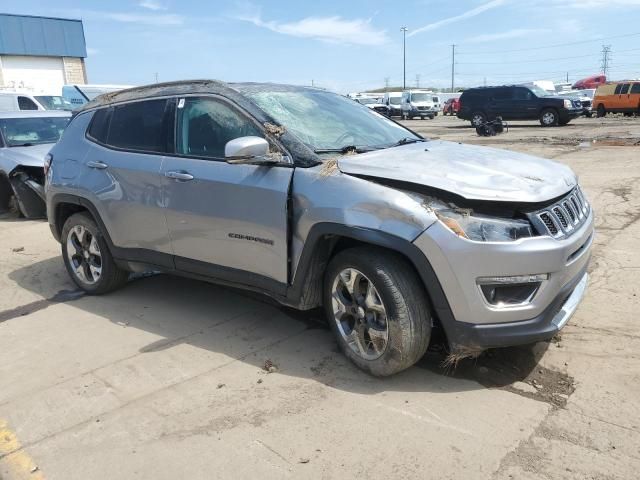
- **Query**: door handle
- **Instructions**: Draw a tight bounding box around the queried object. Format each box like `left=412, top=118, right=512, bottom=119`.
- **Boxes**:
left=86, top=161, right=108, bottom=169
left=165, top=171, right=194, bottom=181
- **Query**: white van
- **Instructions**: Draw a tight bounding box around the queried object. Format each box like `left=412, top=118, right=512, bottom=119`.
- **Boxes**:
left=400, top=90, right=438, bottom=120
left=62, top=84, right=134, bottom=108
left=0, top=92, right=73, bottom=112
left=382, top=92, right=403, bottom=117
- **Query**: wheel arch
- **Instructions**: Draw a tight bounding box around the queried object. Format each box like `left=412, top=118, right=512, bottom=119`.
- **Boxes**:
left=286, top=223, right=454, bottom=345
left=50, top=193, right=113, bottom=248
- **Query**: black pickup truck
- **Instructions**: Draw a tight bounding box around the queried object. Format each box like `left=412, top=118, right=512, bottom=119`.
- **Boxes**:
left=458, top=85, right=584, bottom=127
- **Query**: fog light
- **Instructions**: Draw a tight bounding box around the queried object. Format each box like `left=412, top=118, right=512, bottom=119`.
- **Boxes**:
left=477, top=274, right=548, bottom=307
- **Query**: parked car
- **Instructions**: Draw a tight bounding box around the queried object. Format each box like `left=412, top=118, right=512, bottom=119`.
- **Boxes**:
left=46, top=80, right=593, bottom=376
left=358, top=97, right=390, bottom=116
left=0, top=111, right=70, bottom=217
left=62, top=84, right=134, bottom=108
left=593, top=81, right=640, bottom=117
left=572, top=75, right=607, bottom=90
left=566, top=89, right=595, bottom=117
left=458, top=85, right=583, bottom=127
left=0, top=92, right=73, bottom=112
left=443, top=97, right=460, bottom=115
left=401, top=90, right=437, bottom=119
left=382, top=91, right=403, bottom=117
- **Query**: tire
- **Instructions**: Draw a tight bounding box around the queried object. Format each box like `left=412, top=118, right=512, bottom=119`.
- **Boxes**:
left=323, top=247, right=432, bottom=376
left=559, top=119, right=571, bottom=126
left=596, top=104, right=606, bottom=118
left=428, top=115, right=435, bottom=120
left=471, top=112, right=486, bottom=127
left=585, top=112, right=593, bottom=118
left=61, top=212, right=129, bottom=294
left=539, top=108, right=559, bottom=127
left=420, top=116, right=425, bottom=120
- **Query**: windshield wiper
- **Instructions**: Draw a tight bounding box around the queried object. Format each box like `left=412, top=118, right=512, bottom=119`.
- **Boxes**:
left=314, top=145, right=379, bottom=155
left=387, top=137, right=426, bottom=148
left=10, top=142, right=35, bottom=147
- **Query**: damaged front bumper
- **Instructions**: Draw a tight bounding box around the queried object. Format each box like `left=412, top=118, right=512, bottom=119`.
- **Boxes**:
left=0, top=166, right=46, bottom=218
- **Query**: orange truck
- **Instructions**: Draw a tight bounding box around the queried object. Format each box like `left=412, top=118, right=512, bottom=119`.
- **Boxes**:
left=593, top=81, right=640, bottom=117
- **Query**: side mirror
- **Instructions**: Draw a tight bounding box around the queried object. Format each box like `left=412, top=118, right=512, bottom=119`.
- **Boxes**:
left=225, top=136, right=269, bottom=159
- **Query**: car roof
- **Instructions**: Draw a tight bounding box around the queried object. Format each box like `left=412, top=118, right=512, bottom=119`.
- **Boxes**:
left=0, top=111, right=71, bottom=119
left=77, top=79, right=326, bottom=112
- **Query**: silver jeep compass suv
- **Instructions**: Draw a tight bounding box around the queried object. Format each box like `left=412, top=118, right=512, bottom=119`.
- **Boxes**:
left=46, top=80, right=593, bottom=376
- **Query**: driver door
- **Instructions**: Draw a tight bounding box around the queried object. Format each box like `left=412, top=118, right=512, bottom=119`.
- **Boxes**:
left=161, top=95, right=294, bottom=286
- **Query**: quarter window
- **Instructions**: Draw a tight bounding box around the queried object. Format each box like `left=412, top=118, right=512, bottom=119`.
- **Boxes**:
left=614, top=84, right=622, bottom=95
left=107, top=99, right=169, bottom=153
left=87, top=108, right=111, bottom=143
left=18, top=96, right=39, bottom=110
left=176, top=97, right=261, bottom=159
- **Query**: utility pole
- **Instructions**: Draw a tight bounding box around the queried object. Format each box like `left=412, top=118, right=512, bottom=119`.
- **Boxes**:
left=566, top=72, right=569, bottom=83
left=401, top=27, right=408, bottom=90
left=154, top=72, right=159, bottom=83
left=450, top=44, right=456, bottom=93
left=601, top=45, right=612, bottom=77
left=415, top=74, right=421, bottom=88
left=311, top=79, right=315, bottom=87
left=384, top=77, right=390, bottom=92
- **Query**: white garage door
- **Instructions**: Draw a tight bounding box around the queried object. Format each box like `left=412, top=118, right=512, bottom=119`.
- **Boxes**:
left=1, top=56, right=65, bottom=94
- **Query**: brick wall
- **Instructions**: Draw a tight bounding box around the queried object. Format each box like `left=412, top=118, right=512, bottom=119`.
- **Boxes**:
left=62, top=57, right=87, bottom=84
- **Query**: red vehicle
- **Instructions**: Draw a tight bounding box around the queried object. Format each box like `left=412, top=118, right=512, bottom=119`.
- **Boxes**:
left=443, top=97, right=460, bottom=115
left=572, top=75, right=607, bottom=90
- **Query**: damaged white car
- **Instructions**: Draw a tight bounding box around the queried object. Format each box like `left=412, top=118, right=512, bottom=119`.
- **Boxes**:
left=0, top=111, right=70, bottom=218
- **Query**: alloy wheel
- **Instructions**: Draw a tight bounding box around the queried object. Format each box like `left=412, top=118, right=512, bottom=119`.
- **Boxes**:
left=66, top=225, right=102, bottom=284
left=331, top=268, right=389, bottom=360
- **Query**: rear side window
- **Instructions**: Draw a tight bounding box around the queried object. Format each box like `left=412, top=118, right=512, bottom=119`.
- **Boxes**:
left=631, top=83, right=640, bottom=94
left=176, top=97, right=261, bottom=159
left=18, top=96, right=39, bottom=110
left=107, top=99, right=169, bottom=153
left=614, top=84, right=622, bottom=95
left=87, top=108, right=111, bottom=143
left=620, top=84, right=630, bottom=94
left=491, top=88, right=511, bottom=100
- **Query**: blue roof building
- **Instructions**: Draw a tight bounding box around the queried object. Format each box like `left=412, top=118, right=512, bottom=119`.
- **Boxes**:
left=0, top=13, right=88, bottom=93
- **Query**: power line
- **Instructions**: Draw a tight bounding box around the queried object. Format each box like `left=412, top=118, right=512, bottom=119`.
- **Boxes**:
left=457, top=31, right=640, bottom=55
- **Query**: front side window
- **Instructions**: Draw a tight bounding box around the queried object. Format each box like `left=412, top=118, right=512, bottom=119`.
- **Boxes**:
left=0, top=116, right=70, bottom=146
left=620, top=83, right=630, bottom=94
left=18, top=96, right=39, bottom=111
left=107, top=99, right=168, bottom=153
left=243, top=88, right=419, bottom=152
left=34, top=96, right=73, bottom=111
left=513, top=88, right=532, bottom=100
left=176, top=97, right=261, bottom=159
left=631, top=83, right=640, bottom=94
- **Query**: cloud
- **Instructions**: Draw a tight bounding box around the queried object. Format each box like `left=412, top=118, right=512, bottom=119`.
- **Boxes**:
left=237, top=14, right=388, bottom=46
left=86, top=47, right=99, bottom=55
left=81, top=11, right=184, bottom=26
left=471, top=28, right=547, bottom=43
left=409, top=0, right=507, bottom=36
left=138, top=0, right=168, bottom=11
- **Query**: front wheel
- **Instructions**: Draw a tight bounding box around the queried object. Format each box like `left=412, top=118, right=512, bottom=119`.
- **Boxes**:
left=61, top=212, right=129, bottom=294
left=323, top=247, right=432, bottom=376
left=596, top=104, right=606, bottom=117
left=539, top=108, right=559, bottom=126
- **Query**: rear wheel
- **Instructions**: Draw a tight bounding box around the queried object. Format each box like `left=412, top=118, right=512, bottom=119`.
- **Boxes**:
left=539, top=108, right=559, bottom=126
left=596, top=104, right=606, bottom=117
left=323, top=247, right=432, bottom=376
left=471, top=112, right=486, bottom=127
left=61, top=213, right=129, bottom=294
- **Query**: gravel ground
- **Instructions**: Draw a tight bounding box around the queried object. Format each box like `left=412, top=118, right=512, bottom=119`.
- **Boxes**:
left=0, top=114, right=639, bottom=480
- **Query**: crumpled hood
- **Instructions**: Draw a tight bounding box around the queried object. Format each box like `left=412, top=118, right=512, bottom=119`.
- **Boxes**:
left=0, top=143, right=52, bottom=173
left=338, top=140, right=577, bottom=203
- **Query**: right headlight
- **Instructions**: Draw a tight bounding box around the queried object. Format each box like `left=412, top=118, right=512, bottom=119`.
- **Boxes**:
left=417, top=195, right=535, bottom=242
left=563, top=99, right=573, bottom=109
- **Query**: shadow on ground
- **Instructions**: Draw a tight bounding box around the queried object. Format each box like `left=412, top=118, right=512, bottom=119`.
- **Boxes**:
left=7, top=256, right=562, bottom=400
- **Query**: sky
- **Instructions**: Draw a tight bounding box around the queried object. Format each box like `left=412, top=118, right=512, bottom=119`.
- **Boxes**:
left=3, top=0, right=640, bottom=92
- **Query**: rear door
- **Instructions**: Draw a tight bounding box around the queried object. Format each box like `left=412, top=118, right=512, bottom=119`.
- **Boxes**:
left=487, top=88, right=513, bottom=119
left=82, top=99, right=172, bottom=260
left=510, top=87, right=539, bottom=119
left=161, top=95, right=294, bottom=287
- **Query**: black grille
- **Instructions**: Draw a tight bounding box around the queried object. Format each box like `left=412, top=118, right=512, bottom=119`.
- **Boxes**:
left=563, top=201, right=576, bottom=223
left=529, top=187, right=590, bottom=239
left=540, top=213, right=558, bottom=235
left=581, top=100, right=591, bottom=108
left=553, top=207, right=568, bottom=228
